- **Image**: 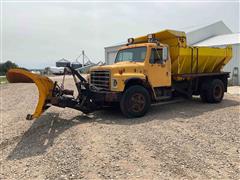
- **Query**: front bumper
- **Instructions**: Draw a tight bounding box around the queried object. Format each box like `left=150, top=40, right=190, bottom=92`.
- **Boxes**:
left=84, top=89, right=122, bottom=103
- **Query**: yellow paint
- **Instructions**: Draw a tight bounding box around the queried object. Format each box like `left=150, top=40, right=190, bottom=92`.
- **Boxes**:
left=90, top=29, right=232, bottom=96
left=133, top=30, right=232, bottom=76
left=91, top=59, right=146, bottom=92
left=7, top=69, right=54, bottom=119
left=144, top=45, right=171, bottom=87
left=133, top=29, right=187, bottom=47
left=173, top=46, right=232, bottom=76
left=91, top=43, right=172, bottom=92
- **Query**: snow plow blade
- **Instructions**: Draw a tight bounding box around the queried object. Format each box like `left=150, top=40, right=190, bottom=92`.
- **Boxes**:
left=6, top=69, right=54, bottom=120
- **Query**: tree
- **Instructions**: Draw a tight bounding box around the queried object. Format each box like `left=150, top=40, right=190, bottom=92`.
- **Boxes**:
left=0, top=61, right=19, bottom=76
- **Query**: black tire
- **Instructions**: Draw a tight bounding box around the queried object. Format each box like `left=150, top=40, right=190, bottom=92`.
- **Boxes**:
left=202, top=79, right=224, bottom=103
left=120, top=85, right=151, bottom=118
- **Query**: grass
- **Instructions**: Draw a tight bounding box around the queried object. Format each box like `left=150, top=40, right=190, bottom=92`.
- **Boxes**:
left=0, top=76, right=8, bottom=84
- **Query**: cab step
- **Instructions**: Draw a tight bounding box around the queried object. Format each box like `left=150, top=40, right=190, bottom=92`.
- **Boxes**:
left=152, top=97, right=185, bottom=107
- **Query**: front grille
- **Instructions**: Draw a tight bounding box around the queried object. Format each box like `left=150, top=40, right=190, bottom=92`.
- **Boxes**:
left=90, top=70, right=110, bottom=91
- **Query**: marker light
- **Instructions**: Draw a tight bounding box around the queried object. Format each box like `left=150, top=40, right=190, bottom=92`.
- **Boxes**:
left=147, top=33, right=156, bottom=42
left=128, top=38, right=134, bottom=44
left=148, top=33, right=155, bottom=39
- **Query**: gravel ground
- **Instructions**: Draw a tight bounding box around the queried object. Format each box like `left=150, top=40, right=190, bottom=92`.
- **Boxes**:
left=228, top=86, right=240, bottom=96
left=0, top=78, right=240, bottom=179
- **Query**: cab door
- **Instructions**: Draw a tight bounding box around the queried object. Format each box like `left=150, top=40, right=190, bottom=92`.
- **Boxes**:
left=146, top=47, right=171, bottom=87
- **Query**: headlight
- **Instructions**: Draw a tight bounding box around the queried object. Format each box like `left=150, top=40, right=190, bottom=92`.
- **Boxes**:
left=112, top=79, right=118, bottom=88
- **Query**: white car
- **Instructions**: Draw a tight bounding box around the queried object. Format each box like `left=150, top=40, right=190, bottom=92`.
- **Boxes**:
left=49, top=67, right=65, bottom=75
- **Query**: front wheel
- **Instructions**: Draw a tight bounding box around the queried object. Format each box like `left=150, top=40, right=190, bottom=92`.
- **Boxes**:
left=120, top=85, right=150, bottom=118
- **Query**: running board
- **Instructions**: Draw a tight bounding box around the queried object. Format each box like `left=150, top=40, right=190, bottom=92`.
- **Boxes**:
left=151, top=98, right=185, bottom=107
left=155, top=96, right=172, bottom=101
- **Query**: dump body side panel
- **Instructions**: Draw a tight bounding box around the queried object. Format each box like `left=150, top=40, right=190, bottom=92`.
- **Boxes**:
left=171, top=46, right=232, bottom=76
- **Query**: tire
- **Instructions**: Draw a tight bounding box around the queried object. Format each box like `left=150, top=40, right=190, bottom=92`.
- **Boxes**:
left=203, top=79, right=224, bottom=103
left=120, top=85, right=151, bottom=118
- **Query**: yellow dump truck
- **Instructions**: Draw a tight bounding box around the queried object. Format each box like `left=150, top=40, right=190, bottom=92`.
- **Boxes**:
left=7, top=30, right=232, bottom=119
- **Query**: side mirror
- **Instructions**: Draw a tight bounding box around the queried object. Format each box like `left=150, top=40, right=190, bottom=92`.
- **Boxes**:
left=162, top=47, right=168, bottom=61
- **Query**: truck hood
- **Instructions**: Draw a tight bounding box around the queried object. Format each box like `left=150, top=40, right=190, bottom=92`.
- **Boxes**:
left=90, top=61, right=145, bottom=72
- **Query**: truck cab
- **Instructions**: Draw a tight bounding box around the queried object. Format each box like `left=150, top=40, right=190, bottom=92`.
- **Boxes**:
left=91, top=42, right=171, bottom=94
left=89, top=37, right=175, bottom=117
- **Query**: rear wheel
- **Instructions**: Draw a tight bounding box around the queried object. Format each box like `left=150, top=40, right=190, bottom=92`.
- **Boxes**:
left=120, top=85, right=150, bottom=118
left=201, top=79, right=224, bottom=103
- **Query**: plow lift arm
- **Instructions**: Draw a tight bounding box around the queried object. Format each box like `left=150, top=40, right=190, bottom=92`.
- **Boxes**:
left=7, top=66, right=99, bottom=120
left=51, top=65, right=99, bottom=115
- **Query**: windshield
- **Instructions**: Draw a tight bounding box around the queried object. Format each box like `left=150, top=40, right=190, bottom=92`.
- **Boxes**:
left=115, top=47, right=147, bottom=63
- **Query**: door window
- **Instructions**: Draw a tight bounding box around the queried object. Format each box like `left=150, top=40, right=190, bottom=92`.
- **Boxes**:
left=150, top=48, right=163, bottom=64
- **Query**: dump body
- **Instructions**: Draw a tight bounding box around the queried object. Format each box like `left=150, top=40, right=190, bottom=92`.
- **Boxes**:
left=133, top=29, right=232, bottom=76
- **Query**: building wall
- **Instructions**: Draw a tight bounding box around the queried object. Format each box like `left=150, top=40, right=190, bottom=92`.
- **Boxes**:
left=105, top=45, right=123, bottom=64
left=223, top=44, right=240, bottom=85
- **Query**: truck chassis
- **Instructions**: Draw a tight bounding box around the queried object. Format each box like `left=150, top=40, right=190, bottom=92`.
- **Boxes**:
left=50, top=66, right=229, bottom=118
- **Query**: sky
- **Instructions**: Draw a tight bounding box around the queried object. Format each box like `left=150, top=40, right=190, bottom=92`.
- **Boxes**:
left=1, top=1, right=240, bottom=69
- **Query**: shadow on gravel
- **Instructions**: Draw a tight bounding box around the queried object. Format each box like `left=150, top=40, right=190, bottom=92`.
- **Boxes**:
left=88, top=98, right=239, bottom=125
left=7, top=97, right=239, bottom=160
left=7, top=113, right=88, bottom=160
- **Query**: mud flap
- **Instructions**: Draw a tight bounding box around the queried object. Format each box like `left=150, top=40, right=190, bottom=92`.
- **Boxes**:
left=6, top=69, right=54, bottom=120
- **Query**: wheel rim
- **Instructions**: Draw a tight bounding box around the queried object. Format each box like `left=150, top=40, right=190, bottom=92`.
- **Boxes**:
left=129, top=93, right=145, bottom=113
left=214, top=85, right=222, bottom=99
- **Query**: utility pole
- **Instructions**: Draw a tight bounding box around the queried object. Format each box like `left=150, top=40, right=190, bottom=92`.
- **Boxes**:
left=82, top=50, right=85, bottom=67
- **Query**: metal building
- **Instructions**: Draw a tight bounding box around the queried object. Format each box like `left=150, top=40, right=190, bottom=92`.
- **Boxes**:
left=104, top=21, right=240, bottom=85
left=71, top=62, right=82, bottom=69
left=56, top=58, right=71, bottom=67
left=105, top=42, right=125, bottom=65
